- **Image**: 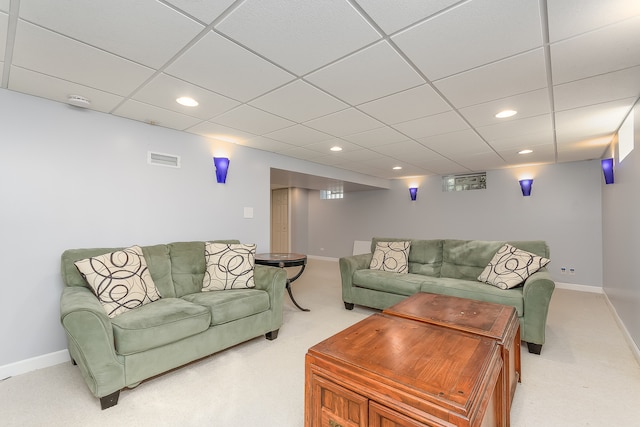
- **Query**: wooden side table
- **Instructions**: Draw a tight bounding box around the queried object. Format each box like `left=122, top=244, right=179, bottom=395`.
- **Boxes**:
left=255, top=253, right=309, bottom=311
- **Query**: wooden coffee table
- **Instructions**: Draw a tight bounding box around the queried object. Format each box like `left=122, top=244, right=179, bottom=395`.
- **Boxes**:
left=305, top=313, right=505, bottom=427
left=384, top=293, right=520, bottom=426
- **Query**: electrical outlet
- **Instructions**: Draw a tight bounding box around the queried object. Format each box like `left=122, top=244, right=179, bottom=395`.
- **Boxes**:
left=560, top=267, right=567, bottom=275
left=569, top=268, right=575, bottom=275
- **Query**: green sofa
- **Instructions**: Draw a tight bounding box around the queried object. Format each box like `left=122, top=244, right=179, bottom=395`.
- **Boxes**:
left=60, top=240, right=286, bottom=409
left=340, top=238, right=555, bottom=354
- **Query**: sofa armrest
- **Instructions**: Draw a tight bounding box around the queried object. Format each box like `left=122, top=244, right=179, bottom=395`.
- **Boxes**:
left=339, top=253, right=373, bottom=304
left=522, top=269, right=555, bottom=345
left=253, top=265, right=287, bottom=324
left=60, top=286, right=125, bottom=398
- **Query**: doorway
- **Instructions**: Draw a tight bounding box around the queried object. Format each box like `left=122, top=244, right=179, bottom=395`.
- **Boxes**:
left=270, top=188, right=289, bottom=253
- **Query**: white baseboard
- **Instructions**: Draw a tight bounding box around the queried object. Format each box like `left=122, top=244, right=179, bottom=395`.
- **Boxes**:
left=603, top=292, right=640, bottom=366
left=307, top=255, right=338, bottom=262
left=0, top=350, right=69, bottom=381
left=555, top=281, right=603, bottom=293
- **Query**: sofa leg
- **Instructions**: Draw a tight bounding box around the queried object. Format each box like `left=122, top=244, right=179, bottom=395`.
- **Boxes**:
left=527, top=342, right=543, bottom=355
left=344, top=302, right=354, bottom=310
left=100, top=390, right=120, bottom=410
left=265, top=329, right=279, bottom=340
left=70, top=358, right=77, bottom=366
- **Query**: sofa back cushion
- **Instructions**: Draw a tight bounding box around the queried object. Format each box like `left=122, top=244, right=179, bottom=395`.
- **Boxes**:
left=371, top=238, right=443, bottom=277
left=441, top=239, right=549, bottom=281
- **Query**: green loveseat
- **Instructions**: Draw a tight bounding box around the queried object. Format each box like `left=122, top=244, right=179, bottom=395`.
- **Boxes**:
left=340, top=238, right=555, bottom=354
left=60, top=240, right=286, bottom=409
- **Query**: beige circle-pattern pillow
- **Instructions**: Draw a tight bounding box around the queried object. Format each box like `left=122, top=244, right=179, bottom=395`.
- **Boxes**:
left=478, top=243, right=550, bottom=289
left=369, top=241, right=411, bottom=274
left=203, top=243, right=256, bottom=291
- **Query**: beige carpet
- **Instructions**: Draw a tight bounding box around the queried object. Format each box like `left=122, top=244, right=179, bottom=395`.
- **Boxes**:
left=2, top=259, right=639, bottom=426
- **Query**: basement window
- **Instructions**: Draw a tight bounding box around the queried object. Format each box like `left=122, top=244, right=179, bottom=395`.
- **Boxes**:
left=320, top=190, right=344, bottom=199
left=442, top=173, right=486, bottom=192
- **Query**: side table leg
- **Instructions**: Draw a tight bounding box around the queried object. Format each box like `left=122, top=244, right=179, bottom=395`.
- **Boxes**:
left=286, top=280, right=310, bottom=312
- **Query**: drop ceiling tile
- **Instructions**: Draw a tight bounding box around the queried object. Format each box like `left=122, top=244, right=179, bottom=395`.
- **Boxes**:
left=165, top=31, right=295, bottom=102
left=555, top=98, right=635, bottom=145
left=12, top=21, right=154, bottom=96
left=342, top=126, right=410, bottom=148
left=8, top=66, right=123, bottom=112
left=216, top=0, right=380, bottom=76
left=392, top=0, right=543, bottom=80
left=357, top=84, right=451, bottom=125
left=434, top=49, right=548, bottom=108
left=417, top=129, right=491, bottom=157
left=186, top=121, right=257, bottom=144
left=0, top=1, right=9, bottom=12
left=497, top=143, right=556, bottom=164
left=553, top=66, right=640, bottom=111
left=20, top=0, right=204, bottom=69
left=0, top=12, right=7, bottom=57
left=306, top=40, right=425, bottom=105
left=453, top=152, right=507, bottom=172
left=356, top=0, right=461, bottom=34
left=547, top=0, right=640, bottom=42
left=485, top=128, right=554, bottom=151
left=264, top=124, right=333, bottom=146
left=113, top=100, right=202, bottom=130
left=304, top=108, right=383, bottom=137
left=250, top=80, right=348, bottom=122
left=165, top=0, right=237, bottom=24
left=133, top=73, right=240, bottom=120
left=459, top=88, right=551, bottom=128
left=240, top=136, right=295, bottom=153
left=304, top=139, right=362, bottom=154
left=278, top=146, right=327, bottom=162
left=393, top=110, right=469, bottom=139
left=551, top=16, right=640, bottom=84
left=210, top=105, right=295, bottom=135
left=476, top=114, right=553, bottom=142
left=556, top=135, right=612, bottom=163
left=337, top=148, right=388, bottom=162
left=372, top=140, right=435, bottom=161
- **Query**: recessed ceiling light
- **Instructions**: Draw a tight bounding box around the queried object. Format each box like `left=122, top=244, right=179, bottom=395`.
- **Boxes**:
left=518, top=149, right=533, bottom=154
left=393, top=166, right=402, bottom=170
left=330, top=146, right=343, bottom=152
left=495, top=109, right=517, bottom=118
left=176, top=97, right=198, bottom=107
left=67, top=95, right=91, bottom=108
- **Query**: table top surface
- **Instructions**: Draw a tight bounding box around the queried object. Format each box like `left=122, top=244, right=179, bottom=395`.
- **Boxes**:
left=255, top=253, right=307, bottom=265
left=383, top=292, right=517, bottom=340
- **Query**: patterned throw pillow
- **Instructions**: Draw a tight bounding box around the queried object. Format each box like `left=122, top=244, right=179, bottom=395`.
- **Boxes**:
left=74, top=246, right=161, bottom=318
left=369, top=241, right=411, bottom=274
left=478, top=243, right=550, bottom=289
left=203, top=243, right=256, bottom=291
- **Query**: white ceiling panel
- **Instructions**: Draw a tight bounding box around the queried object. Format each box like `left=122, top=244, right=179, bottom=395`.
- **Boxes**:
left=557, top=135, right=613, bottom=163
left=20, top=0, right=204, bottom=69
left=357, top=84, right=451, bottom=125
left=278, top=146, right=327, bottom=162
left=186, top=121, right=257, bottom=143
left=555, top=99, right=635, bottom=145
left=356, top=0, right=461, bottom=34
left=306, top=40, right=425, bottom=105
left=210, top=105, right=295, bottom=135
left=113, top=100, right=201, bottom=131
left=547, top=0, right=640, bottom=42
left=0, top=12, right=7, bottom=58
left=133, top=73, right=240, bottom=120
left=216, top=0, right=380, bottom=76
left=392, top=0, right=542, bottom=80
left=165, top=31, right=295, bottom=102
left=249, top=80, right=348, bottom=123
left=165, top=0, right=237, bottom=24
left=0, top=1, right=9, bottom=12
left=304, top=139, right=362, bottom=154
left=264, top=124, right=333, bottom=146
left=239, top=136, right=294, bottom=153
left=12, top=21, right=154, bottom=96
left=454, top=151, right=507, bottom=172
left=476, top=114, right=553, bottom=142
left=459, top=89, right=550, bottom=128
left=498, top=143, right=556, bottom=164
left=551, top=16, right=640, bottom=85
left=434, top=49, right=548, bottom=108
left=373, top=140, right=438, bottom=162
left=304, top=108, right=383, bottom=137
left=485, top=128, right=555, bottom=151
left=8, top=66, right=123, bottom=113
left=342, top=126, right=410, bottom=148
left=393, top=110, right=469, bottom=139
left=417, top=129, right=492, bottom=156
left=554, top=66, right=640, bottom=112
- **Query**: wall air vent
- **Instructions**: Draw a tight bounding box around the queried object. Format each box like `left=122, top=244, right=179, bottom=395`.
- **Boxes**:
left=442, top=172, right=486, bottom=192
left=148, top=151, right=181, bottom=168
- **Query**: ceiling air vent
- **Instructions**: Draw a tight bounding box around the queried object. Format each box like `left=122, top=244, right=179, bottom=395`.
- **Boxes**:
left=442, top=172, right=486, bottom=192
left=148, top=151, right=180, bottom=168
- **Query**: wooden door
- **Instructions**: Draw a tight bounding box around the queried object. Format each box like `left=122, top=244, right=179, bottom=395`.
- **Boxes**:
left=271, top=188, right=289, bottom=252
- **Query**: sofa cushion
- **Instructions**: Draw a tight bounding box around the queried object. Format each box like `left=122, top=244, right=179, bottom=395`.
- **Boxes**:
left=74, top=246, right=162, bottom=318
left=418, top=277, right=524, bottom=316
left=110, top=298, right=211, bottom=355
left=182, top=289, right=270, bottom=325
left=203, top=242, right=256, bottom=290
left=478, top=244, right=551, bottom=289
left=353, top=270, right=423, bottom=296
left=441, top=240, right=505, bottom=281
left=370, top=241, right=411, bottom=273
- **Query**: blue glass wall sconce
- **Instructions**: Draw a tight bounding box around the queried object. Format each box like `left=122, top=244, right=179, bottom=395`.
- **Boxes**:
left=519, top=179, right=533, bottom=197
left=601, top=158, right=614, bottom=184
left=214, top=157, right=230, bottom=183
left=409, top=187, right=418, bottom=201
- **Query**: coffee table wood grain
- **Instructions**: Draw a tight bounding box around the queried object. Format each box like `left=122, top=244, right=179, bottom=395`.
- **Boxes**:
left=384, top=293, right=520, bottom=426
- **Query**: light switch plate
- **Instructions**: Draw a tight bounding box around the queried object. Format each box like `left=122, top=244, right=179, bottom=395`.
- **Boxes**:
left=244, top=207, right=254, bottom=218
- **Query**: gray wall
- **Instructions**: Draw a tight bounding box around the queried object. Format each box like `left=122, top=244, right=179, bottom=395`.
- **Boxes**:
left=0, top=89, right=382, bottom=368
left=602, top=101, right=640, bottom=350
left=307, top=161, right=604, bottom=287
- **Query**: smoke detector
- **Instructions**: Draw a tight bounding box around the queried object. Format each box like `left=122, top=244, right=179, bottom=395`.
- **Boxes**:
left=67, top=95, right=91, bottom=108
